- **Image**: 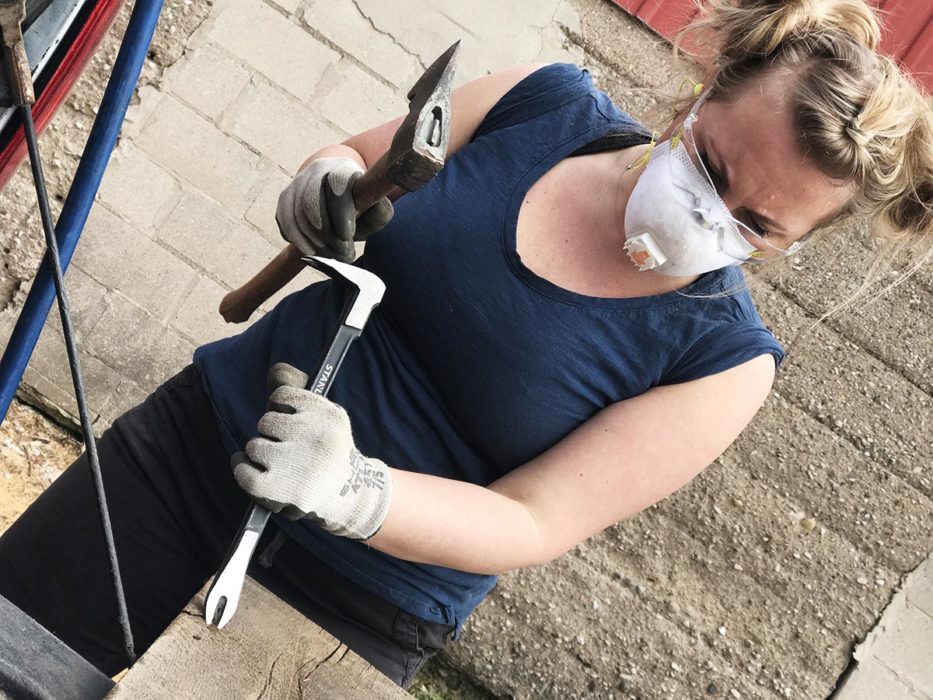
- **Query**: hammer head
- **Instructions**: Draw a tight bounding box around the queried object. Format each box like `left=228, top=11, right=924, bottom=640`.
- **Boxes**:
left=304, top=256, right=386, bottom=330
left=384, top=40, right=460, bottom=192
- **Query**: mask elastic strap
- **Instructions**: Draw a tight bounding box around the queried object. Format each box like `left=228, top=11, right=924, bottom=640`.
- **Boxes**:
left=627, top=130, right=659, bottom=171
left=627, top=82, right=705, bottom=173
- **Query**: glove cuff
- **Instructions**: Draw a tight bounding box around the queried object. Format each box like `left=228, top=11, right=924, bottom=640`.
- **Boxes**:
left=325, top=451, right=393, bottom=540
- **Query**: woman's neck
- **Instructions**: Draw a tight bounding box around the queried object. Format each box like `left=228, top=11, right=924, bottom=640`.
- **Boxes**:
left=515, top=144, right=704, bottom=300
left=590, top=146, right=701, bottom=296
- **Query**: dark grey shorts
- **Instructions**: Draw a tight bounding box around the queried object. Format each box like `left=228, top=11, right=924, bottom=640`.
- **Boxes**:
left=0, top=365, right=452, bottom=687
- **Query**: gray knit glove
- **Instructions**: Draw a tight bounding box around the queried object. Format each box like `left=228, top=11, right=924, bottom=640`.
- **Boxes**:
left=231, top=363, right=393, bottom=540
left=275, top=157, right=394, bottom=263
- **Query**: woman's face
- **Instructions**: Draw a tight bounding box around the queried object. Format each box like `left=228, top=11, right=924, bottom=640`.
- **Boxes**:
left=663, top=75, right=853, bottom=250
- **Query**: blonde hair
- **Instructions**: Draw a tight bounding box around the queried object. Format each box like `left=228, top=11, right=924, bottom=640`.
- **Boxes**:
left=679, top=0, right=933, bottom=315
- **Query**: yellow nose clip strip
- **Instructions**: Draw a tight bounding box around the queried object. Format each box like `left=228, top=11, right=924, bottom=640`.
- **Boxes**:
left=627, top=81, right=703, bottom=172
left=627, top=130, right=658, bottom=171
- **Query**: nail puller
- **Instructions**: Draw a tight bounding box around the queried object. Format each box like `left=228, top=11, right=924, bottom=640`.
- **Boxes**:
left=204, top=256, right=386, bottom=628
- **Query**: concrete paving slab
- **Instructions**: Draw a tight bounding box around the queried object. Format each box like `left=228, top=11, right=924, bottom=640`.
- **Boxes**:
left=207, top=0, right=339, bottom=101
left=95, top=145, right=182, bottom=234
left=426, top=0, right=559, bottom=36
left=170, top=274, right=238, bottom=347
left=867, top=604, right=933, bottom=692
left=118, top=85, right=165, bottom=142
left=267, top=0, right=300, bottom=15
left=837, top=661, right=926, bottom=700
left=907, top=557, right=933, bottom=619
left=82, top=294, right=194, bottom=391
left=135, top=95, right=262, bottom=215
left=160, top=44, right=252, bottom=123
left=22, top=323, right=123, bottom=425
left=156, top=188, right=278, bottom=290
left=314, top=59, right=410, bottom=136
left=351, top=0, right=475, bottom=66
left=349, top=0, right=577, bottom=83
left=0, top=310, right=13, bottom=355
left=57, top=265, right=110, bottom=343
left=244, top=168, right=293, bottom=244
left=302, top=0, right=424, bottom=89
left=221, top=79, right=345, bottom=173
left=72, top=207, right=199, bottom=321
left=838, top=554, right=933, bottom=699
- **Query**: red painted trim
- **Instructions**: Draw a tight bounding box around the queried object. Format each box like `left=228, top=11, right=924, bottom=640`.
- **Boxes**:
left=876, top=0, right=929, bottom=58
left=876, top=0, right=933, bottom=88
left=610, top=0, right=932, bottom=92
left=0, top=0, right=126, bottom=190
left=636, top=0, right=699, bottom=41
left=612, top=0, right=647, bottom=12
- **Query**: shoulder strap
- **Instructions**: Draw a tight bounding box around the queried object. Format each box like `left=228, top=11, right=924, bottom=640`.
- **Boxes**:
left=569, top=131, right=652, bottom=157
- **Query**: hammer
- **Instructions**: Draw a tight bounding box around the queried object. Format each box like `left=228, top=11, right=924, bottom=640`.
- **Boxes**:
left=205, top=256, right=387, bottom=628
left=218, top=40, right=460, bottom=324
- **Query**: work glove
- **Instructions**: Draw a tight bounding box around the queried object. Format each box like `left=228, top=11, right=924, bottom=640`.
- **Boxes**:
left=276, top=157, right=394, bottom=263
left=231, top=363, right=393, bottom=541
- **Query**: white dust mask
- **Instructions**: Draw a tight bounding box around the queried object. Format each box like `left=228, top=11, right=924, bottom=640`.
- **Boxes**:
left=623, top=95, right=800, bottom=277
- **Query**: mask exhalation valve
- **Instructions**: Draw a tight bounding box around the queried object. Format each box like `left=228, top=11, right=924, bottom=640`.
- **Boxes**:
left=623, top=232, right=668, bottom=271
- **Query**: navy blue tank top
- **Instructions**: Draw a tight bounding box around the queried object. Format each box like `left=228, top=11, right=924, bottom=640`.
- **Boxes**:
left=193, top=64, right=784, bottom=631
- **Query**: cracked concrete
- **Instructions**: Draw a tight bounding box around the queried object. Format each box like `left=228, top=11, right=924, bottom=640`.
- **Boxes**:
left=349, top=0, right=428, bottom=71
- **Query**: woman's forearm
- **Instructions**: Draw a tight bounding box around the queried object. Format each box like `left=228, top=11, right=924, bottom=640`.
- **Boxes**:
left=299, top=143, right=366, bottom=171
left=366, top=468, right=551, bottom=575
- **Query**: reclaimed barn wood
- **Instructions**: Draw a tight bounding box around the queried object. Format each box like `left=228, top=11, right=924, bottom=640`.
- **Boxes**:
left=107, top=578, right=407, bottom=699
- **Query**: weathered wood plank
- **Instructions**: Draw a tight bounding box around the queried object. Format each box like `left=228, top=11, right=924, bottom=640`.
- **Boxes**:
left=107, top=578, right=407, bottom=699
left=0, top=593, right=114, bottom=700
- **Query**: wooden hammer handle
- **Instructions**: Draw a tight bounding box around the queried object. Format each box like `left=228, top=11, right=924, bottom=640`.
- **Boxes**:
left=218, top=245, right=306, bottom=323
left=218, top=153, right=395, bottom=324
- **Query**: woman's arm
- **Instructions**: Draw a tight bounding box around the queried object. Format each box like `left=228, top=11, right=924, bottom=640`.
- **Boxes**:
left=368, top=354, right=776, bottom=574
left=296, top=64, right=550, bottom=181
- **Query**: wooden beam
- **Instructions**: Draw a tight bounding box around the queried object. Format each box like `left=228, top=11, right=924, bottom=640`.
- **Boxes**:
left=0, top=593, right=114, bottom=700
left=107, top=578, right=408, bottom=699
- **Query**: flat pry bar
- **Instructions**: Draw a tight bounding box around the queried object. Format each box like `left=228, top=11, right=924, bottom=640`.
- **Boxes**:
left=203, top=322, right=364, bottom=628
left=204, top=257, right=383, bottom=628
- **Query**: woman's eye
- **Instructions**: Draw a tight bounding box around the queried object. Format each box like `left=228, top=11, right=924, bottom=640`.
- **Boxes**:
left=748, top=215, right=769, bottom=237
left=699, top=154, right=724, bottom=192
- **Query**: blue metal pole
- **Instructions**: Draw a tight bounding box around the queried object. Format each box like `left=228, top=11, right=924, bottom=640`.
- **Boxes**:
left=0, top=0, right=165, bottom=422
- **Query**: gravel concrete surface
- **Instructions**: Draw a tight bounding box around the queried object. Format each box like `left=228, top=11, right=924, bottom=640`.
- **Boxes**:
left=0, top=1, right=930, bottom=699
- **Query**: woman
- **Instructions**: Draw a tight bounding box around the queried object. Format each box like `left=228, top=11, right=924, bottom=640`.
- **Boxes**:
left=1, top=0, right=929, bottom=689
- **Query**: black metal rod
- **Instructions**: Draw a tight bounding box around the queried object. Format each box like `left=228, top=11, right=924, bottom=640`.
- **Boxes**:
left=19, top=104, right=136, bottom=665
